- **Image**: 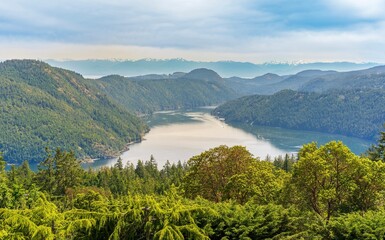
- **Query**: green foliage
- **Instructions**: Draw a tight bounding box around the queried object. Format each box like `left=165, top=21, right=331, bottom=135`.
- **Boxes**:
left=367, top=127, right=385, bottom=161
left=349, top=157, right=385, bottom=212
left=0, top=153, right=5, bottom=171
left=291, top=141, right=385, bottom=219
left=0, top=60, right=147, bottom=163
left=90, top=156, right=186, bottom=197
left=327, top=211, right=385, bottom=239
left=213, top=89, right=385, bottom=140
left=1, top=142, right=385, bottom=239
left=206, top=202, right=309, bottom=239
left=7, top=161, right=34, bottom=189
left=272, top=154, right=296, bottom=172
left=109, top=193, right=211, bottom=240
left=183, top=145, right=287, bottom=204
left=37, top=148, right=84, bottom=195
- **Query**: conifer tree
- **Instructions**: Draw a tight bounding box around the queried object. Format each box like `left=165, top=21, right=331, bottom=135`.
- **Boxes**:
left=367, top=128, right=385, bottom=162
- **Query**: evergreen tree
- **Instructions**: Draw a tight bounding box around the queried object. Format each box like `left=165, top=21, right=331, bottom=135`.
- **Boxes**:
left=114, top=157, right=123, bottom=171
left=55, top=149, right=83, bottom=195
left=0, top=152, right=12, bottom=208
left=0, top=152, right=6, bottom=180
left=135, top=160, right=145, bottom=179
left=37, top=148, right=56, bottom=194
left=145, top=155, right=158, bottom=179
left=367, top=127, right=385, bottom=161
left=18, top=160, right=34, bottom=188
left=37, top=148, right=83, bottom=195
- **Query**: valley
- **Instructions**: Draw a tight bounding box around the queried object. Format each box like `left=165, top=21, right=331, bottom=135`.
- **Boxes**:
left=1, top=60, right=384, bottom=165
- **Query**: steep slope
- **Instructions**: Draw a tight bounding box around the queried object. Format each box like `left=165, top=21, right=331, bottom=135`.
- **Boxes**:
left=213, top=89, right=385, bottom=140
left=0, top=60, right=147, bottom=163
left=88, top=68, right=237, bottom=114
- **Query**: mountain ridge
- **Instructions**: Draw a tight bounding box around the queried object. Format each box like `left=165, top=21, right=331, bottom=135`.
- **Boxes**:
left=47, top=59, right=380, bottom=78
left=222, top=64, right=385, bottom=95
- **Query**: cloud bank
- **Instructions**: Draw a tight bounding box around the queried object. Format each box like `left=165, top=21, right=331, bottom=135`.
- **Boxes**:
left=0, top=0, right=384, bottom=63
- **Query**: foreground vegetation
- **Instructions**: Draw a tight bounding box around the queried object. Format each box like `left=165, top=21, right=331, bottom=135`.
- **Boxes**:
left=1, top=133, right=385, bottom=239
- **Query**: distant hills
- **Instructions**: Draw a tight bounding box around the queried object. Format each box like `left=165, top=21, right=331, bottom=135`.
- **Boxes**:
left=87, top=68, right=237, bottom=114
left=0, top=60, right=147, bottom=163
left=213, top=89, right=385, bottom=140
left=223, top=65, right=385, bottom=95
left=47, top=59, right=379, bottom=78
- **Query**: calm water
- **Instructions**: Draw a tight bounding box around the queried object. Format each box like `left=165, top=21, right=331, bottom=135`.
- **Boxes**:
left=85, top=107, right=373, bottom=169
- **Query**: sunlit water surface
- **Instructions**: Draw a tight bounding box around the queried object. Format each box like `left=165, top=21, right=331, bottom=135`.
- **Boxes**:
left=85, top=108, right=373, bottom=169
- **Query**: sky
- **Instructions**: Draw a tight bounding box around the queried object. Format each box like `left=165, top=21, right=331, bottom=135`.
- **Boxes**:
left=0, top=0, right=385, bottom=63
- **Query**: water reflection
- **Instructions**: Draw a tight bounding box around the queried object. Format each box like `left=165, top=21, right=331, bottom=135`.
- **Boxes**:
left=87, top=110, right=287, bottom=169
left=85, top=108, right=373, bottom=169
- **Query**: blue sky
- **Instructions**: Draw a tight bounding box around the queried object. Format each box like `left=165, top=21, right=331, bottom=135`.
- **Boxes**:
left=0, top=0, right=384, bottom=63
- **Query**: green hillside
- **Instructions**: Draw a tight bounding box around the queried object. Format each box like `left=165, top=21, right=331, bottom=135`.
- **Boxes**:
left=213, top=89, right=385, bottom=140
left=0, top=60, right=147, bottom=163
left=88, top=68, right=237, bottom=114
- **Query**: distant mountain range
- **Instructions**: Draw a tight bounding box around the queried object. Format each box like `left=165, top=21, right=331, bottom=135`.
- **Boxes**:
left=46, top=59, right=380, bottom=78
left=223, top=65, right=385, bottom=95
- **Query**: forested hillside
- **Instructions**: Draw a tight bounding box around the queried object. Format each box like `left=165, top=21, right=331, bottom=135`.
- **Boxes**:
left=88, top=68, right=237, bottom=114
left=0, top=60, right=147, bottom=163
left=213, top=89, right=385, bottom=140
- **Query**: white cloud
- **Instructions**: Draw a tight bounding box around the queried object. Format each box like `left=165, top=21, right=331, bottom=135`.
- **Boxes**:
left=0, top=0, right=270, bottom=45
left=245, top=23, right=385, bottom=62
left=2, top=21, right=385, bottom=64
left=325, top=0, right=385, bottom=19
left=0, top=1, right=70, bottom=28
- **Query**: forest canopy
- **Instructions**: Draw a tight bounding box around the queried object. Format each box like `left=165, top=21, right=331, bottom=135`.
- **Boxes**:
left=1, top=136, right=385, bottom=239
